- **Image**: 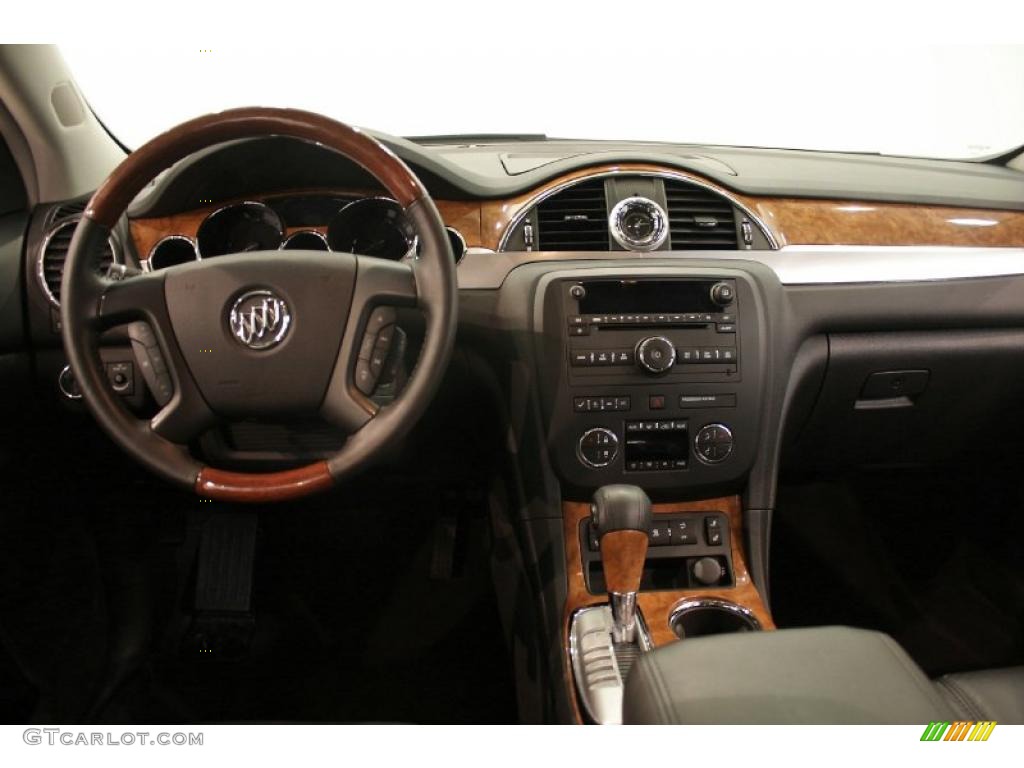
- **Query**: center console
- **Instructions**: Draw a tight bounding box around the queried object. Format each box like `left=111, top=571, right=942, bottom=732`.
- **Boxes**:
left=537, top=268, right=766, bottom=494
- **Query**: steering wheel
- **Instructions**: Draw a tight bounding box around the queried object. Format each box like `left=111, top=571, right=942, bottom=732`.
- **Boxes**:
left=61, top=108, right=457, bottom=503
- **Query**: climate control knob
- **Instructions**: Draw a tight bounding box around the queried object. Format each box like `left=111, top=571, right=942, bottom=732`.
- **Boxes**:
left=635, top=336, right=676, bottom=375
left=694, top=423, right=734, bottom=464
left=577, top=427, right=619, bottom=469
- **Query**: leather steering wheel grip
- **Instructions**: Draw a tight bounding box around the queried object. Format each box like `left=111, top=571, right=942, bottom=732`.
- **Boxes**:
left=62, top=108, right=458, bottom=503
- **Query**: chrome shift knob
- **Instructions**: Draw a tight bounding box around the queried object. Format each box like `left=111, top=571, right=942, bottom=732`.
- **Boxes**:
left=591, top=485, right=652, bottom=643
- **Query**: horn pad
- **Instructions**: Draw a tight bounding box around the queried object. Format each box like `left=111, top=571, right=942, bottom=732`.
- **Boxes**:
left=163, top=251, right=356, bottom=417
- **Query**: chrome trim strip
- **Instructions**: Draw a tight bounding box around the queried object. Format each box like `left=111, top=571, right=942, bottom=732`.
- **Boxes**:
left=37, top=218, right=122, bottom=308
left=457, top=245, right=1024, bottom=290
left=763, top=245, right=1024, bottom=285
left=495, top=169, right=779, bottom=252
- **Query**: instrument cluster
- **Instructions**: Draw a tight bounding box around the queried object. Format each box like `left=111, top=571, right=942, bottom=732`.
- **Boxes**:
left=144, top=194, right=465, bottom=270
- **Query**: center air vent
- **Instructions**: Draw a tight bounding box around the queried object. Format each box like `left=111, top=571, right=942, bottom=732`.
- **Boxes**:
left=663, top=180, right=738, bottom=249
left=38, top=219, right=117, bottom=307
left=536, top=179, right=609, bottom=251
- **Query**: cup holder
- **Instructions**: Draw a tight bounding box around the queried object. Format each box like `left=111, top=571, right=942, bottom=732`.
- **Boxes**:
left=669, top=599, right=761, bottom=640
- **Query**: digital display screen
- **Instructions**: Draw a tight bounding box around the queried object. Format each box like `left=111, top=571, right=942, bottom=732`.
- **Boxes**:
left=624, top=421, right=689, bottom=470
left=578, top=280, right=718, bottom=314
left=625, top=435, right=688, bottom=462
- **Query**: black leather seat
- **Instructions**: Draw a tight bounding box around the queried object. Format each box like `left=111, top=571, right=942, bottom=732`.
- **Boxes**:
left=935, top=667, right=1024, bottom=724
left=623, top=627, right=1024, bottom=724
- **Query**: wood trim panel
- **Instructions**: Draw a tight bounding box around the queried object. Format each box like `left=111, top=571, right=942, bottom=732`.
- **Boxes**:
left=129, top=189, right=484, bottom=260
left=744, top=197, right=1024, bottom=248
left=478, top=161, right=1024, bottom=250
left=129, top=165, right=1024, bottom=261
left=562, top=495, right=774, bottom=722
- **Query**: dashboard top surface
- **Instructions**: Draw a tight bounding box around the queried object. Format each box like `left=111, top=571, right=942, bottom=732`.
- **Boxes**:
left=127, top=135, right=1024, bottom=219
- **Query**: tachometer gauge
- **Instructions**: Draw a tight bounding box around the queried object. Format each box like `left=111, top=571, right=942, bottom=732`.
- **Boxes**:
left=326, top=197, right=416, bottom=259
left=196, top=201, right=284, bottom=258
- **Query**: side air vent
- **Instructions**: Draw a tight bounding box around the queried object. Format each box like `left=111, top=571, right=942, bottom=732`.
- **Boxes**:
left=664, top=180, right=738, bottom=249
left=47, top=200, right=88, bottom=226
left=536, top=179, right=609, bottom=251
left=38, top=219, right=117, bottom=307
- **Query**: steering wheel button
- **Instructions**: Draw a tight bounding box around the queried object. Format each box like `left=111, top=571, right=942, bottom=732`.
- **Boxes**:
left=367, top=306, right=397, bottom=334
left=355, top=361, right=376, bottom=394
left=369, top=352, right=386, bottom=377
left=373, top=335, right=392, bottom=357
left=358, top=333, right=376, bottom=361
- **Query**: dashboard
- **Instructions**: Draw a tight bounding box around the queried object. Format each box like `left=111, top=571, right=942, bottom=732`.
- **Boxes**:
left=7, top=132, right=1024, bottom=703
left=13, top=136, right=1024, bottom=495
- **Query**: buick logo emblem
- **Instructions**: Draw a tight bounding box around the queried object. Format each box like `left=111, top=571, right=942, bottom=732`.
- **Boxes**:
left=229, top=290, right=291, bottom=350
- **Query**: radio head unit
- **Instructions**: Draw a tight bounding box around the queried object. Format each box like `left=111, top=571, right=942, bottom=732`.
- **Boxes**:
left=565, top=278, right=739, bottom=382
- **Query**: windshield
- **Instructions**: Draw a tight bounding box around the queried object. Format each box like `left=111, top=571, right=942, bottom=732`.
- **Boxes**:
left=61, top=42, right=1024, bottom=161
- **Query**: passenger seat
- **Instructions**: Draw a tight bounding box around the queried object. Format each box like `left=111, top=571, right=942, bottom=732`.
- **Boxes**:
left=623, top=627, right=1024, bottom=724
left=935, top=667, right=1024, bottom=724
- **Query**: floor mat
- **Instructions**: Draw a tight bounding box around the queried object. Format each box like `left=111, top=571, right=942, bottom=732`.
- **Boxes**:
left=771, top=467, right=1024, bottom=676
left=100, top=478, right=518, bottom=724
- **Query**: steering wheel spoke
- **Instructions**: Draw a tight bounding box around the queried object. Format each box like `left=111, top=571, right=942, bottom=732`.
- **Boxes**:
left=357, top=256, right=418, bottom=307
left=150, top=380, right=219, bottom=444
left=95, top=271, right=169, bottom=329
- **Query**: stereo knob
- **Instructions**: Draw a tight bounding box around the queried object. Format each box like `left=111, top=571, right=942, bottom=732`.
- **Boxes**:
left=709, top=282, right=735, bottom=307
left=692, top=557, right=724, bottom=586
left=636, top=336, right=676, bottom=375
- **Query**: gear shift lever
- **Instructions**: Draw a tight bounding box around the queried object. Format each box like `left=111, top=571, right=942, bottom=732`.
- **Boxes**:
left=591, top=484, right=652, bottom=644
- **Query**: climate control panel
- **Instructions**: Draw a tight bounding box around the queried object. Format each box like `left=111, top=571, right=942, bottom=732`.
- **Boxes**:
left=541, top=271, right=763, bottom=493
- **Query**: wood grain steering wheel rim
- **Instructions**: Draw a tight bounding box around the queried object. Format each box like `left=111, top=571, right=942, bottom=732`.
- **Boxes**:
left=61, top=107, right=458, bottom=503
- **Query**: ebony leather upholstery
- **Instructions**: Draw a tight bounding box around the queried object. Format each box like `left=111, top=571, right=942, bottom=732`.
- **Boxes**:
left=935, top=667, right=1024, bottom=724
left=623, top=626, right=956, bottom=724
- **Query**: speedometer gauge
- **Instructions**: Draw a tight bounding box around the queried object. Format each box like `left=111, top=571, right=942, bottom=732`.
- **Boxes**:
left=326, top=197, right=416, bottom=259
left=196, top=201, right=284, bottom=258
